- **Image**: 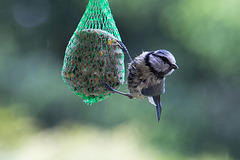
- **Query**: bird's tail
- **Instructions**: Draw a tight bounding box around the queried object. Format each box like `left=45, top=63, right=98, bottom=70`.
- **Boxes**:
left=148, top=96, right=162, bottom=122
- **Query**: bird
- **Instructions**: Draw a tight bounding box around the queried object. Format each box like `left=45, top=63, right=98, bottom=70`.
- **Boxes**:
left=103, top=42, right=178, bottom=121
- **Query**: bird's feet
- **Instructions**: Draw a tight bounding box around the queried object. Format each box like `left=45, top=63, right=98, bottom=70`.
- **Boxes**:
left=102, top=82, right=133, bottom=99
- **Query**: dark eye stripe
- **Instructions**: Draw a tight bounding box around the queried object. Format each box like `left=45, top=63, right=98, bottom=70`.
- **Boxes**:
left=161, top=56, right=170, bottom=63
left=152, top=54, right=171, bottom=64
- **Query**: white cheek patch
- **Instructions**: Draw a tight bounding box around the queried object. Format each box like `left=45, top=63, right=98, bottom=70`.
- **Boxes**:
left=149, top=55, right=164, bottom=72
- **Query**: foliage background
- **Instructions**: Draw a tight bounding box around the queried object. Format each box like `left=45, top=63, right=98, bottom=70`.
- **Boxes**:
left=0, top=0, right=239, bottom=159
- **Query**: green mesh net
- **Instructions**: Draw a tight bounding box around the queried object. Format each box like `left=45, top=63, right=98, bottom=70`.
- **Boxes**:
left=61, top=0, right=125, bottom=104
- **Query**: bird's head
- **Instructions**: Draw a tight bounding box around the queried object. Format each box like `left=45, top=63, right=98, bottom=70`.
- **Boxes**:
left=146, top=49, right=178, bottom=77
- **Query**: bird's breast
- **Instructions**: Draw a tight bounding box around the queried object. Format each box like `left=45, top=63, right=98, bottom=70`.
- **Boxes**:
left=127, top=61, right=161, bottom=99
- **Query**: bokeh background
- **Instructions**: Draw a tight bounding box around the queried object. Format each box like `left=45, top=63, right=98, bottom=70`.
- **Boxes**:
left=1, top=0, right=240, bottom=159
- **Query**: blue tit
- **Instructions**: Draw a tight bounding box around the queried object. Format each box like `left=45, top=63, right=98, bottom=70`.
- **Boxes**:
left=103, top=47, right=178, bottom=122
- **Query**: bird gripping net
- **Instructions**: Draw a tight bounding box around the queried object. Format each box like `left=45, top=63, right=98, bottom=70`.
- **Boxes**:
left=61, top=0, right=125, bottom=104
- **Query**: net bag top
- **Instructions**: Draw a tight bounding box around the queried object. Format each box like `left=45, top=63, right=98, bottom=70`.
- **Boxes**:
left=78, top=0, right=121, bottom=41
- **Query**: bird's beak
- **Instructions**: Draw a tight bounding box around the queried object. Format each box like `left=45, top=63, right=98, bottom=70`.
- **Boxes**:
left=171, top=64, right=179, bottom=69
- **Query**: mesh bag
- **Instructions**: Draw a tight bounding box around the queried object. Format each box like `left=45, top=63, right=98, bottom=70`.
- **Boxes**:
left=61, top=0, right=125, bottom=104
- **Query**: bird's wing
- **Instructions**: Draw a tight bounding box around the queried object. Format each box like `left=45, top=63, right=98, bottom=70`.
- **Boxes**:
left=141, top=79, right=165, bottom=96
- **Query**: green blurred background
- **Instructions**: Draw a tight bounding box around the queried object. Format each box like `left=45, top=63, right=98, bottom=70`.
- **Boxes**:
left=0, top=0, right=239, bottom=159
